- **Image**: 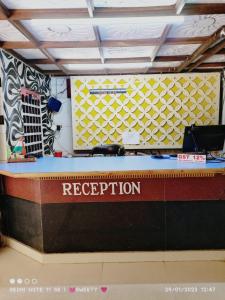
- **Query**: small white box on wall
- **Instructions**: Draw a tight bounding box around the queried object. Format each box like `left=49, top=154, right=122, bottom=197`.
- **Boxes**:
left=122, top=131, right=140, bottom=145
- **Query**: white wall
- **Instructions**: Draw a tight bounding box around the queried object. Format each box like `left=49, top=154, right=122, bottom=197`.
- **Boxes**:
left=50, top=77, right=73, bottom=156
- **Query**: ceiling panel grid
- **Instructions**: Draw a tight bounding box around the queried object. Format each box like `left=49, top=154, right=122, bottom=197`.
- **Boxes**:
left=0, top=0, right=224, bottom=74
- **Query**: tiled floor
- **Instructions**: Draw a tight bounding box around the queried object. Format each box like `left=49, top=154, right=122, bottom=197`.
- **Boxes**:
left=1, top=247, right=225, bottom=299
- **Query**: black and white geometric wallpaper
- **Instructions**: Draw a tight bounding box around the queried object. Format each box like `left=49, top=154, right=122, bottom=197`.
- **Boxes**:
left=0, top=50, right=54, bottom=154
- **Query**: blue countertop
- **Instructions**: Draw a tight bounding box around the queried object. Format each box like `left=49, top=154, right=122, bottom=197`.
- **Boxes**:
left=0, top=156, right=225, bottom=177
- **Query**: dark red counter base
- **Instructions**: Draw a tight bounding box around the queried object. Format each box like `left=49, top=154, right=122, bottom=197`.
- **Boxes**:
left=2, top=196, right=225, bottom=253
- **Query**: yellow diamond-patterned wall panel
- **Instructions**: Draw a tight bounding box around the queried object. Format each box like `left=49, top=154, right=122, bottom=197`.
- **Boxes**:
left=71, top=73, right=220, bottom=150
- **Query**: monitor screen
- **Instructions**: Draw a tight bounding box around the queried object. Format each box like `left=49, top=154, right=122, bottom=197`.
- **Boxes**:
left=182, top=125, right=225, bottom=153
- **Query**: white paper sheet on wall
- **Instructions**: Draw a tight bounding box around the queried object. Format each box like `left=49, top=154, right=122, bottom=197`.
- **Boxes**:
left=122, top=131, right=140, bottom=145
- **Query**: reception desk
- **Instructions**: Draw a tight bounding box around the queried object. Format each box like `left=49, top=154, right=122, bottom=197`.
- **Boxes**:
left=0, top=156, right=225, bottom=253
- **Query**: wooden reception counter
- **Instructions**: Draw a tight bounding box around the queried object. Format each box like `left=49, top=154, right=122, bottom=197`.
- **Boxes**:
left=0, top=156, right=225, bottom=253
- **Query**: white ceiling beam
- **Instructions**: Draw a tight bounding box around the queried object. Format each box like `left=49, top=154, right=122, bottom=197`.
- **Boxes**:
left=86, top=0, right=94, bottom=18
left=176, top=0, right=186, bottom=15
left=150, top=25, right=172, bottom=63
left=93, top=25, right=105, bottom=64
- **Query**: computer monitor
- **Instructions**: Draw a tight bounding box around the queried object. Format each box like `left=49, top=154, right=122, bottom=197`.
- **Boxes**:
left=182, top=125, right=225, bottom=154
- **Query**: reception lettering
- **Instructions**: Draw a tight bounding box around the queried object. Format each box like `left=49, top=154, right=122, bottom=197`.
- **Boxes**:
left=62, top=181, right=141, bottom=196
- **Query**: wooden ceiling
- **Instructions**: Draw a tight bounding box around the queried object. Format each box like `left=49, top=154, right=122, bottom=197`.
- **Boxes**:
left=0, top=0, right=225, bottom=76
